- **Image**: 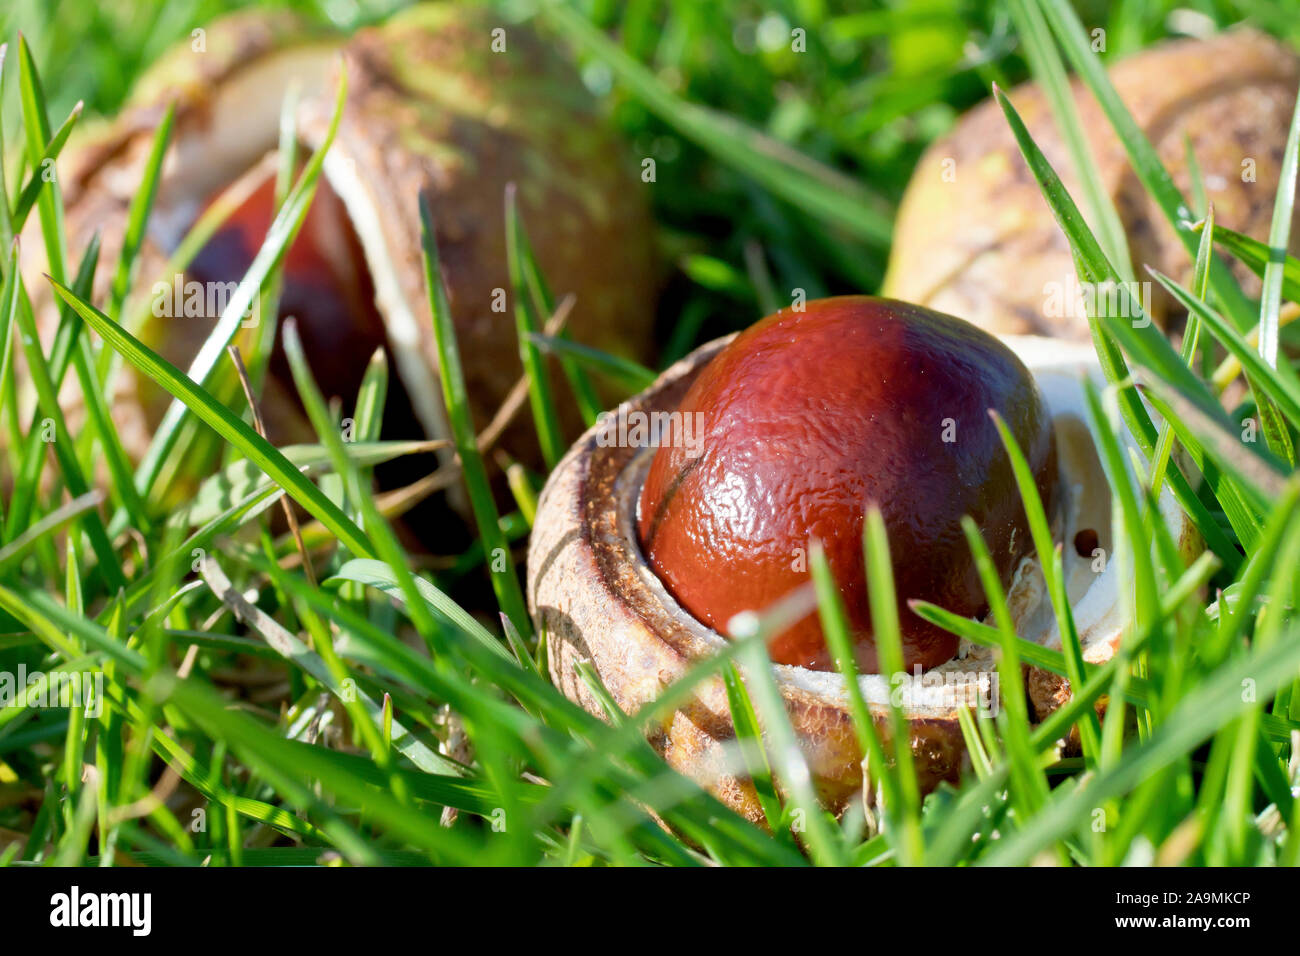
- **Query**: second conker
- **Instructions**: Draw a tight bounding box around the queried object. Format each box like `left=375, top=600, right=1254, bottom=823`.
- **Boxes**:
left=186, top=171, right=391, bottom=413
left=636, top=296, right=1058, bottom=674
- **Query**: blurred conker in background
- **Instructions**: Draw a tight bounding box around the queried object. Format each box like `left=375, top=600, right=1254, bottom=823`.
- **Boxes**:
left=187, top=173, right=387, bottom=406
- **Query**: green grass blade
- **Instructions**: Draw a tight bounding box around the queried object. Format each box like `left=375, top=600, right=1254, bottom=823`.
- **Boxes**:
left=0, top=242, right=19, bottom=483
left=282, top=555, right=789, bottom=864
left=198, top=554, right=454, bottom=776
left=149, top=671, right=473, bottom=863
left=181, top=439, right=440, bottom=528
left=10, top=281, right=124, bottom=589
left=279, top=316, right=486, bottom=675
left=1007, top=0, right=1131, bottom=280
left=0, top=491, right=103, bottom=577
left=720, top=662, right=785, bottom=834
left=524, top=333, right=656, bottom=393
left=0, top=42, right=11, bottom=253
left=1206, top=481, right=1300, bottom=667
left=10, top=98, right=81, bottom=232
left=68, top=330, right=150, bottom=526
left=9, top=43, right=142, bottom=553
left=419, top=195, right=530, bottom=638
left=1259, top=84, right=1300, bottom=371
left=3, top=234, right=100, bottom=537
left=1194, top=220, right=1300, bottom=305
left=352, top=351, right=388, bottom=481
left=106, top=103, right=173, bottom=323
left=959, top=516, right=1054, bottom=804
left=729, top=630, right=846, bottom=866
left=861, top=508, right=925, bottom=862
left=17, top=36, right=69, bottom=286
left=1037, top=0, right=1257, bottom=331
left=991, top=409, right=1100, bottom=758
left=1150, top=204, right=1214, bottom=495
left=993, top=83, right=1254, bottom=565
left=979, top=626, right=1300, bottom=865
left=506, top=183, right=565, bottom=468
left=808, top=540, right=898, bottom=848
left=1138, top=380, right=1286, bottom=509
left=542, top=2, right=893, bottom=247
left=131, top=66, right=348, bottom=500
left=1150, top=270, right=1300, bottom=425
left=328, top=559, right=512, bottom=664
left=48, top=279, right=375, bottom=559
left=519, top=244, right=601, bottom=425
left=1079, top=382, right=1161, bottom=629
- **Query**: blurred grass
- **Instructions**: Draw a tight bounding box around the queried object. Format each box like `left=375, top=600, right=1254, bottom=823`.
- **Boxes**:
left=9, top=0, right=1299, bottom=359
left=3, top=0, right=1300, bottom=870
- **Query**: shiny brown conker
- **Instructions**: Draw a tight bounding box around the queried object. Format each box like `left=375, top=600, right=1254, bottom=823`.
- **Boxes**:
left=187, top=171, right=389, bottom=408
left=637, top=296, right=1058, bottom=674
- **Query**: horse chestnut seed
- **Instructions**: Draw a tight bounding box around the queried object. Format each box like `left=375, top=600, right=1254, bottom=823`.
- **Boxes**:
left=187, top=172, right=389, bottom=408
left=637, top=296, right=1058, bottom=674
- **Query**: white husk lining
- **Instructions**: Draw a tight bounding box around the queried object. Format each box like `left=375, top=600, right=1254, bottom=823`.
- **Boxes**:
left=319, top=149, right=456, bottom=467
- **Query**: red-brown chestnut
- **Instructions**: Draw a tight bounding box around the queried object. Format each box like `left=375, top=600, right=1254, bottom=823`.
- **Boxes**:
left=637, top=297, right=1058, bottom=674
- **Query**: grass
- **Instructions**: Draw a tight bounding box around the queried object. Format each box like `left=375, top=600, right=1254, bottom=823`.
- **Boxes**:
left=0, top=0, right=1299, bottom=868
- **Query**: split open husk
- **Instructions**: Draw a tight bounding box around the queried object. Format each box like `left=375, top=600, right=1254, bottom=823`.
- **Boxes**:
left=527, top=333, right=1200, bottom=821
left=883, top=28, right=1300, bottom=340
left=24, top=5, right=657, bottom=486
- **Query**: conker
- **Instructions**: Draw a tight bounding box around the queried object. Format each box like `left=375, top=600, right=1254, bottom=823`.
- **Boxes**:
left=636, top=297, right=1058, bottom=674
left=187, top=172, right=395, bottom=415
left=28, top=5, right=659, bottom=491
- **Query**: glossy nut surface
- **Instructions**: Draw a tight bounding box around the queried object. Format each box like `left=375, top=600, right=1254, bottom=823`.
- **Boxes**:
left=637, top=296, right=1058, bottom=673
left=188, top=173, right=389, bottom=407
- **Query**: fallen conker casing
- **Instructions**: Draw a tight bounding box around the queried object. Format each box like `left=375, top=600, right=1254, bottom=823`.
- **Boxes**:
left=884, top=28, right=1300, bottom=339
left=25, top=5, right=657, bottom=485
left=527, top=316, right=1199, bottom=821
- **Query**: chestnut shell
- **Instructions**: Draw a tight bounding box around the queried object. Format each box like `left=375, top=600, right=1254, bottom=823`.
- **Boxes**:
left=636, top=297, right=1057, bottom=673
left=23, top=5, right=658, bottom=496
left=529, top=332, right=1199, bottom=821
left=304, top=3, right=659, bottom=463
left=884, top=28, right=1300, bottom=338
